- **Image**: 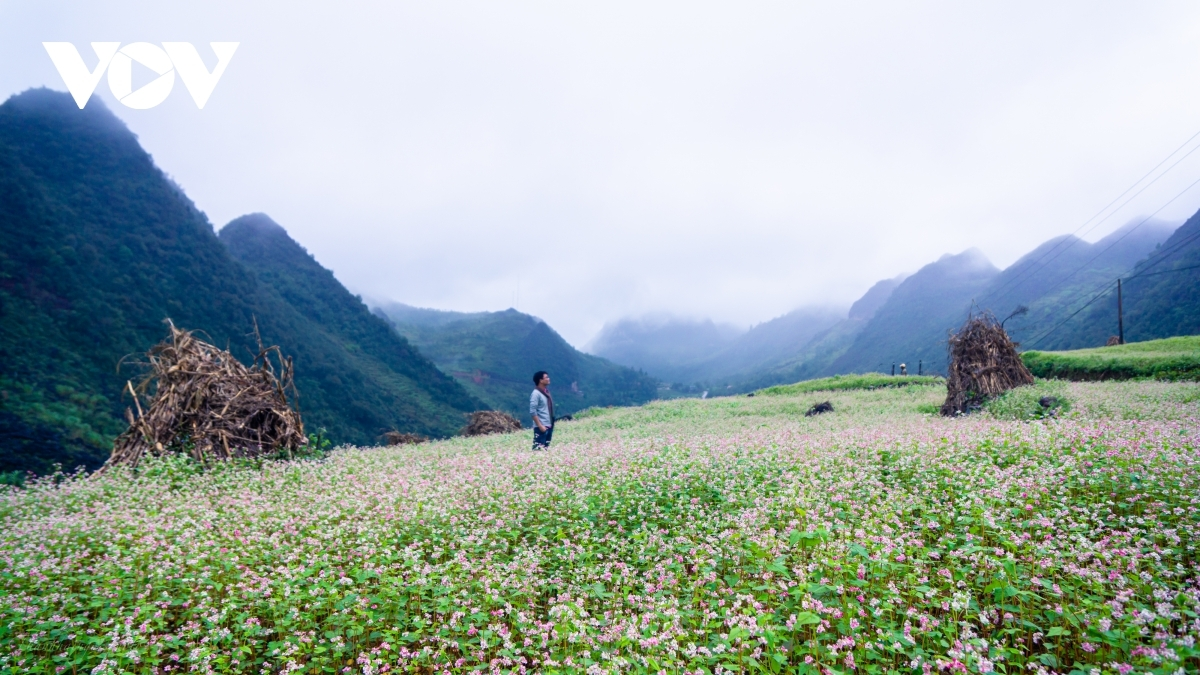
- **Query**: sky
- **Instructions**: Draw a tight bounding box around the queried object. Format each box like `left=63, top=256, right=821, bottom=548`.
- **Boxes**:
left=5, top=2, right=1200, bottom=347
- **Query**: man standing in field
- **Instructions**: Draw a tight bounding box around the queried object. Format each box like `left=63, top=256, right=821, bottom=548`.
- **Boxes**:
left=530, top=370, right=554, bottom=450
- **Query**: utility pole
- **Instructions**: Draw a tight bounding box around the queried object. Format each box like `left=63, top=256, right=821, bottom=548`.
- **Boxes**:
left=1117, top=278, right=1125, bottom=345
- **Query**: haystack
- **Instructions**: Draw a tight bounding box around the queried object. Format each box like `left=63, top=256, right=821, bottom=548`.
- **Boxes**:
left=107, top=320, right=305, bottom=468
left=461, top=411, right=523, bottom=436
left=940, top=313, right=1034, bottom=416
left=382, top=431, right=427, bottom=446
left=805, top=401, right=833, bottom=417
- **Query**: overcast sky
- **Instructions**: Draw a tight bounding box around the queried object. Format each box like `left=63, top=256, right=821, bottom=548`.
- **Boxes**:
left=6, top=2, right=1200, bottom=346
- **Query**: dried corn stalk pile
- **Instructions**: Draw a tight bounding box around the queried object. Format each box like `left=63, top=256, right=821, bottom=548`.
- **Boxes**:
left=382, top=431, right=427, bottom=446
left=941, top=313, right=1034, bottom=416
left=461, top=410, right=523, bottom=436
left=108, top=321, right=305, bottom=468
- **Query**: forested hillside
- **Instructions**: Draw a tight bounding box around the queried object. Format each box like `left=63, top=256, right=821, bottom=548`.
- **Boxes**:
left=826, top=248, right=1000, bottom=374
left=377, top=303, right=659, bottom=420
left=1067, top=211, right=1200, bottom=346
left=0, top=89, right=481, bottom=474
left=982, top=220, right=1177, bottom=350
left=218, top=214, right=485, bottom=437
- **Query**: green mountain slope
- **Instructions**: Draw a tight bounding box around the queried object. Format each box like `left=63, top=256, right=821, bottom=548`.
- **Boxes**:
left=218, top=214, right=485, bottom=438
left=0, top=89, right=479, bottom=473
left=827, top=249, right=1000, bottom=375
left=818, top=222, right=1175, bottom=377
left=1064, top=209, right=1200, bottom=347
left=377, top=303, right=659, bottom=420
left=979, top=219, right=1178, bottom=350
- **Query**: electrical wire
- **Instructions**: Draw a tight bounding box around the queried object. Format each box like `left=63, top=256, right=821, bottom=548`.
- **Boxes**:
left=1017, top=173, right=1200, bottom=313
left=977, top=128, right=1200, bottom=308
left=1023, top=215, right=1200, bottom=348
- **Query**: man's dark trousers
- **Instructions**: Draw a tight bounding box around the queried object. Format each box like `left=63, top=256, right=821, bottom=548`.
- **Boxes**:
left=533, top=425, right=553, bottom=449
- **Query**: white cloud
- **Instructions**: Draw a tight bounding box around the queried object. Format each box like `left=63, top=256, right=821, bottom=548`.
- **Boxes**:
left=5, top=1, right=1200, bottom=345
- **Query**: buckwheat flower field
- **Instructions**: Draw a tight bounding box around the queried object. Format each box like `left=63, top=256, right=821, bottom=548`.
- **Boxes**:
left=3, top=381, right=1199, bottom=675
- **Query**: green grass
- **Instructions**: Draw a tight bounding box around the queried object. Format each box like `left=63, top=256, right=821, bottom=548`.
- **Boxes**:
left=1022, top=335, right=1200, bottom=381
left=756, top=372, right=943, bottom=396
left=983, top=379, right=1072, bottom=420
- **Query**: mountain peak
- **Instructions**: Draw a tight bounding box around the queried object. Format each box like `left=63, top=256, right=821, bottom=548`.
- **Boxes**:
left=219, top=214, right=313, bottom=272
left=935, top=247, right=994, bottom=269
left=2, top=87, right=130, bottom=138
left=222, top=212, right=289, bottom=239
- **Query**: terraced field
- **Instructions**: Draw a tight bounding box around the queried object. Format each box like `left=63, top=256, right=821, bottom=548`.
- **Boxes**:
left=1022, top=336, right=1200, bottom=381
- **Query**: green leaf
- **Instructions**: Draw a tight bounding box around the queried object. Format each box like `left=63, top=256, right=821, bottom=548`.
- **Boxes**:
left=794, top=612, right=821, bottom=626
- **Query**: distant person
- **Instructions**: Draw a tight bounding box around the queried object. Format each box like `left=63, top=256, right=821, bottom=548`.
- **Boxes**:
left=530, top=370, right=554, bottom=450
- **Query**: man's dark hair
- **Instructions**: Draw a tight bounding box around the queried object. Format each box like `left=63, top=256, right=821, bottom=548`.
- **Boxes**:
left=532, top=371, right=548, bottom=385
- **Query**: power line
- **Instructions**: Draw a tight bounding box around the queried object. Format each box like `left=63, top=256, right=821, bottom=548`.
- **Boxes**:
left=1023, top=280, right=1117, bottom=350
left=1017, top=173, right=1200, bottom=311
left=978, top=127, right=1200, bottom=308
left=1122, top=226, right=1200, bottom=281
left=1128, top=260, right=1200, bottom=279
left=1023, top=219, right=1200, bottom=348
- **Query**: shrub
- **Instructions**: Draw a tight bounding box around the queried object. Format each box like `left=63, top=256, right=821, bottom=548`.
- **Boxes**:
left=984, top=380, right=1071, bottom=420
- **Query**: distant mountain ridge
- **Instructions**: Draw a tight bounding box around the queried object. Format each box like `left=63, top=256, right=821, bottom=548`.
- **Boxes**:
left=591, top=219, right=1185, bottom=388
left=0, top=89, right=482, bottom=473
left=376, top=303, right=658, bottom=420
left=978, top=219, right=1179, bottom=350
left=827, top=248, right=1000, bottom=374
left=585, top=317, right=744, bottom=383
left=588, top=284, right=899, bottom=391
left=1067, top=213, right=1200, bottom=347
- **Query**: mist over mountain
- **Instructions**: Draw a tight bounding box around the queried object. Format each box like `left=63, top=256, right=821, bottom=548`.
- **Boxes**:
left=693, top=306, right=845, bottom=381
left=730, top=276, right=907, bottom=390
left=590, top=216, right=1186, bottom=390
left=0, top=89, right=481, bottom=473
left=827, top=248, right=1001, bottom=374
left=976, top=219, right=1179, bottom=350
left=376, top=303, right=658, bottom=420
left=586, top=317, right=743, bottom=382
left=1066, top=213, right=1200, bottom=347
left=849, top=275, right=908, bottom=320
left=589, top=306, right=846, bottom=389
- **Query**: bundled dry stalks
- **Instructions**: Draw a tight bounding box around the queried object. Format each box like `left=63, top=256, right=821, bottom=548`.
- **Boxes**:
left=107, top=320, right=305, bottom=468
left=382, top=431, right=427, bottom=446
left=941, top=313, right=1034, bottom=416
left=805, top=401, right=834, bottom=417
left=461, top=411, right=523, bottom=437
